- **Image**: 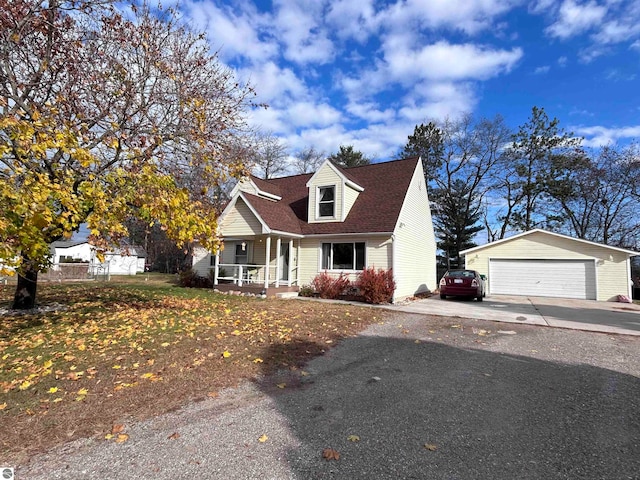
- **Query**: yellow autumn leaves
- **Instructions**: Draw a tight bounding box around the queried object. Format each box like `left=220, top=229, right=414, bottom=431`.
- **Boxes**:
left=1, top=284, right=354, bottom=413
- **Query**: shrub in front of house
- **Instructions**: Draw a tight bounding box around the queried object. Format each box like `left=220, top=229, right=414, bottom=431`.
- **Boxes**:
left=311, top=271, right=351, bottom=299
left=298, top=284, right=315, bottom=297
left=356, top=267, right=396, bottom=304
left=178, top=269, right=213, bottom=288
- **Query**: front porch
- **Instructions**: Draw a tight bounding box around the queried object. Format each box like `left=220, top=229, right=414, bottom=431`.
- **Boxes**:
left=212, top=234, right=302, bottom=290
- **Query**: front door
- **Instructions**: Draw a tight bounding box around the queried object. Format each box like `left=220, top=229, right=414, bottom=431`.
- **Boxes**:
left=280, top=244, right=289, bottom=281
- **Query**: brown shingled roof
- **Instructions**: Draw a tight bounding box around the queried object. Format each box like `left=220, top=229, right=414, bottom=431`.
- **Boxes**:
left=249, top=175, right=283, bottom=198
left=240, top=192, right=303, bottom=235
left=239, top=157, right=419, bottom=236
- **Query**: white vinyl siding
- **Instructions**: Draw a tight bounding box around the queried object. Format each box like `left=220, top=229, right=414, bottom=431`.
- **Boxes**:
left=192, top=245, right=212, bottom=277
left=489, top=259, right=596, bottom=300
left=465, top=231, right=633, bottom=301
left=392, top=161, right=437, bottom=301
left=220, top=198, right=263, bottom=236
left=343, top=184, right=360, bottom=219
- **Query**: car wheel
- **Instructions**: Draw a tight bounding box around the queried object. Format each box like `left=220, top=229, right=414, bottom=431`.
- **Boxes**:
left=440, top=293, right=446, bottom=299
left=476, top=294, right=483, bottom=302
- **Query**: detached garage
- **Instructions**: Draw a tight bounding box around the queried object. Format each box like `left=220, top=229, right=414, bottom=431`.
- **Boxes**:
left=461, top=229, right=639, bottom=302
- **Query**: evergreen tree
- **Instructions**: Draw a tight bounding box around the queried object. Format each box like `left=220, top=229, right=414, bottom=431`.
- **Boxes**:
left=328, top=145, right=370, bottom=168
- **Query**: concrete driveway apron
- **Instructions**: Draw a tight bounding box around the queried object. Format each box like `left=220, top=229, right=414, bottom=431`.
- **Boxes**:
left=392, top=295, right=640, bottom=336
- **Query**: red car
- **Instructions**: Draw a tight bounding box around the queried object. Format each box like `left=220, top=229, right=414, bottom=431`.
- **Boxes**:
left=439, top=269, right=485, bottom=301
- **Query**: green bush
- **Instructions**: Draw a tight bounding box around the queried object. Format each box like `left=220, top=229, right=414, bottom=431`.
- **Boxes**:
left=298, top=284, right=315, bottom=297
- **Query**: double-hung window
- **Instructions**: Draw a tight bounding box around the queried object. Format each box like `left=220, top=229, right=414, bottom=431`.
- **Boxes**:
left=321, top=242, right=365, bottom=270
left=318, top=186, right=335, bottom=218
left=234, top=243, right=248, bottom=264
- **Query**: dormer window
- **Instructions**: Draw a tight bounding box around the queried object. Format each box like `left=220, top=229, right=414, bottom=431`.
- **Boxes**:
left=318, top=186, right=335, bottom=218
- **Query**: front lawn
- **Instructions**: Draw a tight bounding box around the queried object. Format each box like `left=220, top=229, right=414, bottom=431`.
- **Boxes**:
left=0, top=280, right=384, bottom=464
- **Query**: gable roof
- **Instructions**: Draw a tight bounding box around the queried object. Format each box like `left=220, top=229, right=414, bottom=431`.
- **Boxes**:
left=305, top=159, right=364, bottom=192
left=460, top=229, right=640, bottom=256
left=50, top=240, right=90, bottom=249
left=236, top=157, right=420, bottom=236
left=249, top=175, right=283, bottom=199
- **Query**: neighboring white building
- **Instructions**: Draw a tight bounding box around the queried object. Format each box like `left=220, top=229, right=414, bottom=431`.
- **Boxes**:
left=50, top=240, right=93, bottom=263
left=193, top=157, right=438, bottom=302
left=50, top=241, right=146, bottom=276
left=101, top=246, right=147, bottom=275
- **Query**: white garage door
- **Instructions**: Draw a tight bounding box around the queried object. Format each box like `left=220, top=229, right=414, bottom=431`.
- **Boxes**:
left=489, top=259, right=597, bottom=300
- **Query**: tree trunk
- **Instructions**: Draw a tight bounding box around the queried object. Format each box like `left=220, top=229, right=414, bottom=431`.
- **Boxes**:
left=12, top=264, right=39, bottom=310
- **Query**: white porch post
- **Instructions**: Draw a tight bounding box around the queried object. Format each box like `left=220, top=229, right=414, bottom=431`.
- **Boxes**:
left=297, top=241, right=301, bottom=286
left=288, top=239, right=294, bottom=287
left=264, top=236, right=271, bottom=289
left=213, top=252, right=219, bottom=286
left=275, top=237, right=282, bottom=287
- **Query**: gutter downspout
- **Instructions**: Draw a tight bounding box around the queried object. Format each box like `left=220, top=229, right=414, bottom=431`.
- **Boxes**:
left=391, top=234, right=397, bottom=304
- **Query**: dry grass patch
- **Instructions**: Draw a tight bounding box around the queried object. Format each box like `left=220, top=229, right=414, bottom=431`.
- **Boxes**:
left=0, top=280, right=385, bottom=465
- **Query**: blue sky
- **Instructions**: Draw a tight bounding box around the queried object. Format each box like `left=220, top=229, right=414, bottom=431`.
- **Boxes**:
left=174, top=0, right=640, bottom=160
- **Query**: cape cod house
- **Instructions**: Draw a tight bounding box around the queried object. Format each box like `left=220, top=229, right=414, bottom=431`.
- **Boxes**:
left=192, top=156, right=437, bottom=302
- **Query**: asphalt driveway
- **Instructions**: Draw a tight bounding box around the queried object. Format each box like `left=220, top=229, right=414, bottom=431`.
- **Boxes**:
left=19, top=311, right=640, bottom=480
left=393, top=295, right=640, bottom=336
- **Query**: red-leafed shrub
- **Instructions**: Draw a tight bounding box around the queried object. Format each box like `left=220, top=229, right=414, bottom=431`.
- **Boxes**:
left=356, top=267, right=396, bottom=304
left=311, top=271, right=351, bottom=299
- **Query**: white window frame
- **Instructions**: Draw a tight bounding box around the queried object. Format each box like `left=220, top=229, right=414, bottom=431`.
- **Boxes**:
left=320, top=241, right=366, bottom=271
left=317, top=185, right=336, bottom=219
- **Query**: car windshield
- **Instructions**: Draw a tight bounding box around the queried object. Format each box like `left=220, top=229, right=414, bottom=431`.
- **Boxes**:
left=446, top=270, right=475, bottom=278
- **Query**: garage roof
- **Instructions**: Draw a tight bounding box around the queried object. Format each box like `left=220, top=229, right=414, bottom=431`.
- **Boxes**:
left=461, top=229, right=640, bottom=257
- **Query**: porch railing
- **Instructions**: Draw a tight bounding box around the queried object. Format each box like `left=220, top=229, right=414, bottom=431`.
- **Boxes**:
left=216, top=263, right=298, bottom=287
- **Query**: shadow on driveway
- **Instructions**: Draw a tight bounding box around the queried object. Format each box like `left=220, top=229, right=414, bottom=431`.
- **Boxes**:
left=256, top=333, right=640, bottom=480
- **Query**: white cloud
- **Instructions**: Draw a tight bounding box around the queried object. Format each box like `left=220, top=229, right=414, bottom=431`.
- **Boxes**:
left=545, top=0, right=607, bottom=39
left=382, top=40, right=523, bottom=82
left=529, top=0, right=557, bottom=15
left=182, top=1, right=278, bottom=63
left=578, top=45, right=610, bottom=63
left=401, top=82, right=477, bottom=122
left=534, top=65, right=551, bottom=74
left=373, top=0, right=519, bottom=36
left=238, top=62, right=307, bottom=105
left=346, top=102, right=396, bottom=122
left=557, top=56, right=568, bottom=66
left=592, top=20, right=640, bottom=44
left=325, top=0, right=376, bottom=42
left=285, top=102, right=343, bottom=128
left=573, top=125, right=640, bottom=147
left=273, top=0, right=336, bottom=64
left=238, top=62, right=343, bottom=134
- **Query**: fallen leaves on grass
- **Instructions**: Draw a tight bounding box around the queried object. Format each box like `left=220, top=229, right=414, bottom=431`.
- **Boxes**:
left=347, top=435, right=360, bottom=442
left=424, top=443, right=438, bottom=451
left=0, top=281, right=382, bottom=462
left=258, top=434, right=268, bottom=443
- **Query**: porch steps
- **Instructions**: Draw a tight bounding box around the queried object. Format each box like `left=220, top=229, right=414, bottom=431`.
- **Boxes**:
left=275, top=291, right=299, bottom=299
